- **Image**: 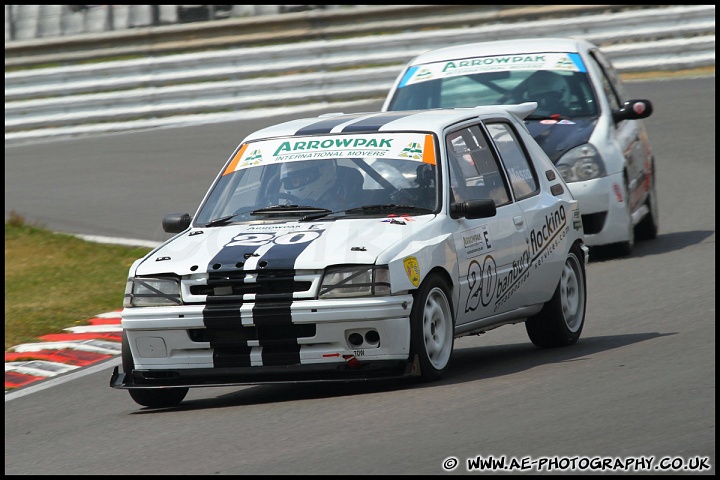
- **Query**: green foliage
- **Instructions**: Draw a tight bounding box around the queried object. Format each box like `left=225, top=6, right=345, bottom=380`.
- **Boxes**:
left=4, top=215, right=151, bottom=350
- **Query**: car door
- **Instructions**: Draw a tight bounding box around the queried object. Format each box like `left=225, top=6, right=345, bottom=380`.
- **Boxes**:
left=447, top=123, right=529, bottom=326
left=485, top=121, right=571, bottom=308
left=587, top=48, right=649, bottom=211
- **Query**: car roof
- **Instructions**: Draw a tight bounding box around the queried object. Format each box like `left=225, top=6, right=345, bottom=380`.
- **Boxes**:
left=243, top=104, right=538, bottom=142
left=409, top=37, right=596, bottom=65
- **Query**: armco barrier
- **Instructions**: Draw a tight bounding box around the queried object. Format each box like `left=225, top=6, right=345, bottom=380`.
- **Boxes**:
left=3, top=5, right=642, bottom=67
left=4, top=5, right=715, bottom=144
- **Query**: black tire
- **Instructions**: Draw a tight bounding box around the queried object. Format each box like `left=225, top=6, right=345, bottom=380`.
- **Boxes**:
left=526, top=244, right=587, bottom=348
left=409, top=274, right=455, bottom=382
left=635, top=161, right=659, bottom=241
left=122, top=331, right=189, bottom=408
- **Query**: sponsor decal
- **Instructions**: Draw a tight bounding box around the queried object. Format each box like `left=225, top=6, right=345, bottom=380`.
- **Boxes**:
left=464, top=205, right=570, bottom=313
left=415, top=68, right=433, bottom=81
left=381, top=214, right=415, bottom=225
left=398, top=142, right=424, bottom=160
left=612, top=182, right=624, bottom=202
left=528, top=205, right=566, bottom=257
left=225, top=133, right=436, bottom=172
left=403, top=256, right=421, bottom=287
left=573, top=207, right=582, bottom=231
left=508, top=167, right=533, bottom=184
left=465, top=255, right=498, bottom=312
left=457, top=224, right=494, bottom=259
left=273, top=137, right=393, bottom=156
left=242, top=149, right=263, bottom=166
left=400, top=53, right=586, bottom=87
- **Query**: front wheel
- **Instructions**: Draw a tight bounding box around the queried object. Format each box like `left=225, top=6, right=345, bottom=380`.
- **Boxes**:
left=122, top=331, right=189, bottom=408
left=526, top=244, right=587, bottom=348
left=635, top=160, right=659, bottom=241
left=409, top=274, right=455, bottom=382
left=613, top=180, right=635, bottom=257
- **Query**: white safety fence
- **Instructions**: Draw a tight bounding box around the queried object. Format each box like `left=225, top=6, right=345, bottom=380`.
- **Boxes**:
left=4, top=5, right=349, bottom=41
left=4, top=5, right=715, bottom=145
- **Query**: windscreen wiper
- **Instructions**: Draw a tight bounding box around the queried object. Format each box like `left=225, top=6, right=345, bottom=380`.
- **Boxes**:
left=300, top=204, right=435, bottom=222
left=202, top=205, right=330, bottom=227
left=344, top=204, right=434, bottom=214
left=250, top=205, right=331, bottom=215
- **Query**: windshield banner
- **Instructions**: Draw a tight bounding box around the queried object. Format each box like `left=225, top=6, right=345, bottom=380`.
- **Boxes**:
left=400, top=52, right=586, bottom=87
left=224, top=133, right=436, bottom=175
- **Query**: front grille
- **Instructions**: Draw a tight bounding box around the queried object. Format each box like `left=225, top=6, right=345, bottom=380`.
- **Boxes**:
left=188, top=324, right=316, bottom=345
left=190, top=270, right=312, bottom=298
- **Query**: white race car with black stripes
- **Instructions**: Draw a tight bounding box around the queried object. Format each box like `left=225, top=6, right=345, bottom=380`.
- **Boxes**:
left=111, top=104, right=589, bottom=408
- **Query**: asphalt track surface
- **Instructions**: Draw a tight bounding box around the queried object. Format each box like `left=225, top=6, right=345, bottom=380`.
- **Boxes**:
left=4, top=76, right=715, bottom=475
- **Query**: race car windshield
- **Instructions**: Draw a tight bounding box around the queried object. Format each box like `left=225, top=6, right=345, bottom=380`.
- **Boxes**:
left=388, top=54, right=599, bottom=118
left=193, top=133, right=441, bottom=226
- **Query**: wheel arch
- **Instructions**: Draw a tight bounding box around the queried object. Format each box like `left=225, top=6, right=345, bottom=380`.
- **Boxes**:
left=420, top=265, right=456, bottom=322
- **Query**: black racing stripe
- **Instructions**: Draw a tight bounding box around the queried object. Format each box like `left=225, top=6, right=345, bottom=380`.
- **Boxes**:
left=203, top=232, right=265, bottom=331
left=251, top=231, right=323, bottom=366
left=213, top=347, right=252, bottom=368
left=254, top=229, right=324, bottom=270
left=205, top=302, right=254, bottom=368
left=341, top=112, right=415, bottom=133
left=251, top=299, right=294, bottom=325
left=260, top=345, right=302, bottom=366
left=294, top=113, right=369, bottom=136
left=203, top=302, right=245, bottom=329
left=203, top=228, right=325, bottom=367
left=205, top=241, right=259, bottom=274
left=204, top=236, right=260, bottom=367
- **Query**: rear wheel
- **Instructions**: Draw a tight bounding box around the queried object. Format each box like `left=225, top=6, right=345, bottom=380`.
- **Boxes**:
left=526, top=244, right=587, bottom=348
left=409, top=274, right=455, bottom=382
left=122, top=331, right=188, bottom=408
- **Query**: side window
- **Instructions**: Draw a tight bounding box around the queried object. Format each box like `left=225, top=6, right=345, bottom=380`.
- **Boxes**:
left=446, top=125, right=510, bottom=206
left=588, top=49, right=624, bottom=110
left=485, top=122, right=538, bottom=200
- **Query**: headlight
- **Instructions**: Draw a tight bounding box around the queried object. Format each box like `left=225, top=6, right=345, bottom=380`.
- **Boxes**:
left=124, top=277, right=182, bottom=307
left=555, top=143, right=606, bottom=183
left=319, top=266, right=390, bottom=298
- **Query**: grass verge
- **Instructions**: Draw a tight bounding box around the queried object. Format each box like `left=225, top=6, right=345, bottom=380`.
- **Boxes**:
left=4, top=212, right=151, bottom=351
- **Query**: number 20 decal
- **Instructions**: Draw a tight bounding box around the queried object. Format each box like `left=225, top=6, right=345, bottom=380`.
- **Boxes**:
left=465, top=255, right=497, bottom=312
left=226, top=231, right=322, bottom=247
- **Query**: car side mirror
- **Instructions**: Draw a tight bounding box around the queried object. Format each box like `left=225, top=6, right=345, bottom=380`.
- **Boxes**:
left=450, top=199, right=497, bottom=220
left=612, top=99, right=653, bottom=123
left=162, top=213, right=192, bottom=233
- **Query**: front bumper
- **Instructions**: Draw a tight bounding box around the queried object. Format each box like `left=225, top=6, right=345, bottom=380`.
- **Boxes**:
left=110, top=359, right=416, bottom=389
left=567, top=171, right=630, bottom=247
left=113, top=295, right=416, bottom=388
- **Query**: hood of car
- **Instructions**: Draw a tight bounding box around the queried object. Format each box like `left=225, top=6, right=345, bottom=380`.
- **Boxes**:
left=526, top=117, right=597, bottom=163
left=135, top=216, right=435, bottom=276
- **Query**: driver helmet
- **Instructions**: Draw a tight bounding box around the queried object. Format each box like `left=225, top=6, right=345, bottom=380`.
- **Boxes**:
left=524, top=71, right=570, bottom=109
left=280, top=160, right=336, bottom=201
